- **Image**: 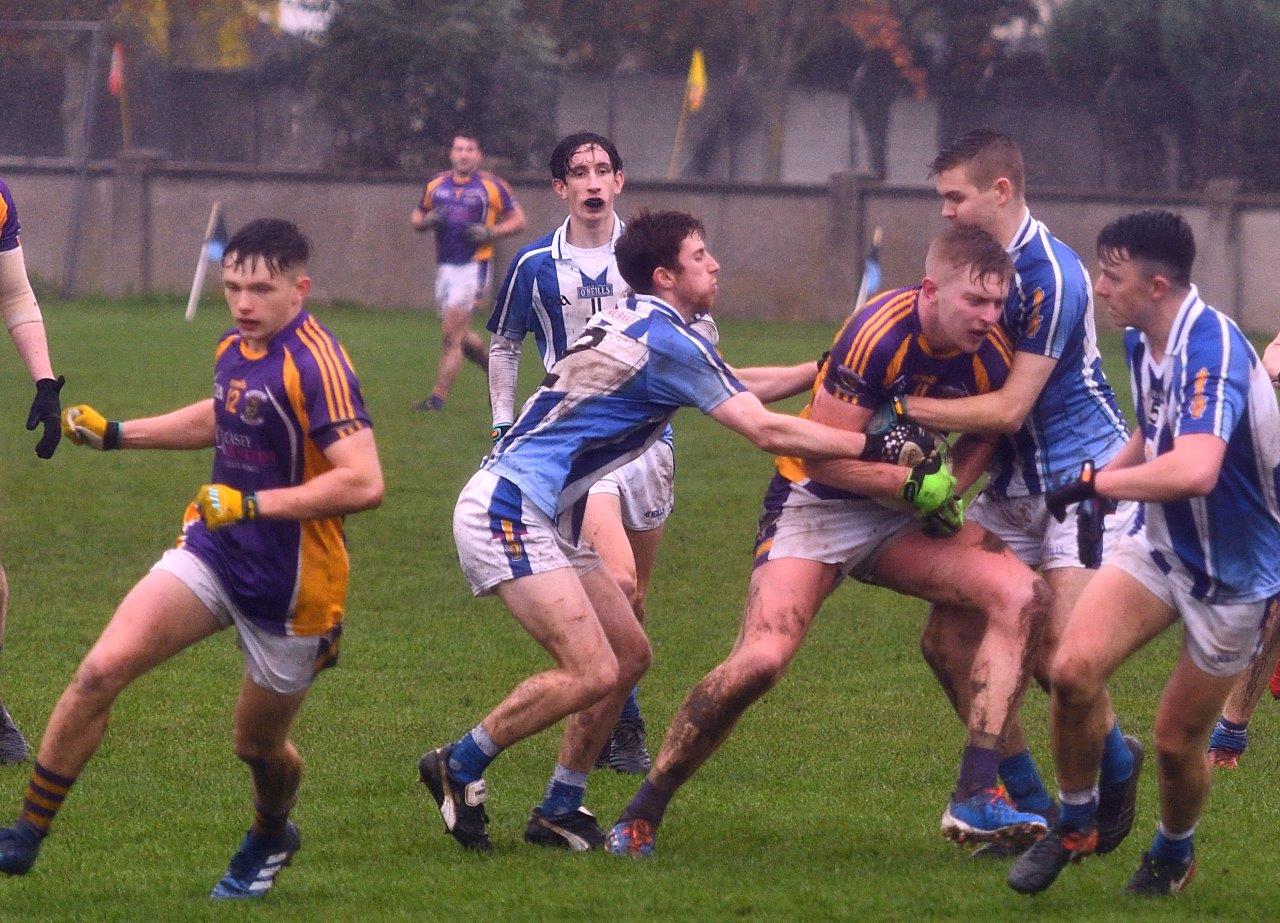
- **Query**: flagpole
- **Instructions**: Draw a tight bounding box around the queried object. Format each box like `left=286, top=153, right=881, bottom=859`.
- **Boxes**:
left=185, top=202, right=222, bottom=321
left=853, top=226, right=883, bottom=312
left=667, top=102, right=690, bottom=180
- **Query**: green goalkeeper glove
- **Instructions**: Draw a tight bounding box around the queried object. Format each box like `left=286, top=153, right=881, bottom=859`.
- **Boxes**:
left=194, top=484, right=259, bottom=530
left=491, top=422, right=512, bottom=447
left=898, top=454, right=956, bottom=515
left=62, top=403, right=122, bottom=450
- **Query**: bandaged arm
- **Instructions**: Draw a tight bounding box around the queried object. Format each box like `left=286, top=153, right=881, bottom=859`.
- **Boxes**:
left=0, top=245, right=54, bottom=380
left=489, top=334, right=523, bottom=427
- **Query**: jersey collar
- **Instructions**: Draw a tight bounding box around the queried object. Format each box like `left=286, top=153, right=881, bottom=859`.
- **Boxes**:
left=1005, top=208, right=1036, bottom=256
left=551, top=212, right=625, bottom=261
left=627, top=293, right=686, bottom=326
left=1158, top=284, right=1205, bottom=361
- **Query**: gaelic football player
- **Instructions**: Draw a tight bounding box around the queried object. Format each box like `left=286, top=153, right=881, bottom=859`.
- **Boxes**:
left=1009, top=211, right=1280, bottom=896
left=411, top=132, right=526, bottom=412
left=0, top=220, right=383, bottom=899
left=608, top=226, right=1053, bottom=858
left=487, top=132, right=815, bottom=775
left=0, top=177, right=65, bottom=764
left=890, top=129, right=1141, bottom=852
left=422, top=209, right=952, bottom=852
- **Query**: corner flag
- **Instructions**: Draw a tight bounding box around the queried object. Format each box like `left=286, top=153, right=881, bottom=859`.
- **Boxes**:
left=686, top=48, right=707, bottom=112
left=185, top=203, right=227, bottom=321
left=853, top=227, right=883, bottom=312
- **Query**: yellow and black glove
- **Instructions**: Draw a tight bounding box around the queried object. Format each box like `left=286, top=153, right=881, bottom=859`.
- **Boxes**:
left=194, top=484, right=259, bottom=530
left=62, top=404, right=122, bottom=450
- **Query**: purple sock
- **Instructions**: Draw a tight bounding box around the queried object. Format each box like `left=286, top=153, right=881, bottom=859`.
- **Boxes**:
left=955, top=745, right=1001, bottom=799
left=620, top=779, right=673, bottom=826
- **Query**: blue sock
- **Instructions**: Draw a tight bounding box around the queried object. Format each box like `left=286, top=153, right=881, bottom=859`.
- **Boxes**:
left=1058, top=790, right=1098, bottom=830
left=1099, top=722, right=1134, bottom=786
left=1209, top=717, right=1248, bottom=752
left=539, top=764, right=588, bottom=817
left=619, top=686, right=641, bottom=722
left=999, top=750, right=1053, bottom=813
left=1151, top=824, right=1194, bottom=863
left=447, top=725, right=500, bottom=784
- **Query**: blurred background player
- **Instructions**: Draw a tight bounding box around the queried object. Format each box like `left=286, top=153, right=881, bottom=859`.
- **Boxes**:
left=893, top=129, right=1140, bottom=852
left=0, top=220, right=383, bottom=899
left=487, top=132, right=815, bottom=774
left=411, top=132, right=525, bottom=412
left=0, top=177, right=65, bottom=764
left=424, top=209, right=883, bottom=853
left=1008, top=210, right=1280, bottom=897
left=608, top=226, right=1052, bottom=859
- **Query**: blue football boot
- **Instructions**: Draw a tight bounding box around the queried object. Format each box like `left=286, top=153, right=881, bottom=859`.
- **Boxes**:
left=209, top=822, right=300, bottom=899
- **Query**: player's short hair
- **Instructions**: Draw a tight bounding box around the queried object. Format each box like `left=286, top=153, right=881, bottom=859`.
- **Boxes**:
left=1096, top=209, right=1195, bottom=286
left=452, top=131, right=482, bottom=149
left=616, top=209, right=706, bottom=295
left=550, top=132, right=622, bottom=181
left=930, top=128, right=1025, bottom=199
left=223, top=219, right=310, bottom=276
left=926, top=225, right=1014, bottom=288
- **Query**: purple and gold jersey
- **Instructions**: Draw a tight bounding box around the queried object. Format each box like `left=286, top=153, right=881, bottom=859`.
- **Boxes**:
left=419, top=170, right=517, bottom=266
left=0, top=179, right=21, bottom=253
left=777, top=286, right=1013, bottom=494
left=180, top=310, right=372, bottom=637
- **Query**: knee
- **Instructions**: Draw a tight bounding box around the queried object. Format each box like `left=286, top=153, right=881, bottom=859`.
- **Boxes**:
left=1048, top=649, right=1103, bottom=709
left=920, top=617, right=946, bottom=673
left=1153, top=716, right=1201, bottom=769
left=67, top=656, right=131, bottom=707
left=608, top=566, right=638, bottom=612
left=440, top=330, right=461, bottom=349
left=726, top=647, right=789, bottom=702
left=989, top=576, right=1051, bottom=639
left=617, top=636, right=653, bottom=689
left=578, top=652, right=621, bottom=704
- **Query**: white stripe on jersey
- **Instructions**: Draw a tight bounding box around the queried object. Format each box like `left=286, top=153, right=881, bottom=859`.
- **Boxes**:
left=1035, top=222, right=1065, bottom=358
left=493, top=244, right=553, bottom=334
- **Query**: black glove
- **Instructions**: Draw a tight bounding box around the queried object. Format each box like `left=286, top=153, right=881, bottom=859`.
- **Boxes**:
left=465, top=224, right=494, bottom=247
left=1045, top=459, right=1098, bottom=522
left=1076, top=496, right=1118, bottom=568
left=415, top=210, right=444, bottom=233
left=27, top=375, right=64, bottom=459
left=860, top=421, right=939, bottom=468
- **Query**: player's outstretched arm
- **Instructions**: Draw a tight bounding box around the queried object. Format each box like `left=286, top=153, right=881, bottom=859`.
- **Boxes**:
left=63, top=398, right=216, bottom=451
left=1094, top=432, right=1226, bottom=503
left=708, top=391, right=865, bottom=459
left=903, top=351, right=1057, bottom=435
left=730, top=361, right=817, bottom=405
left=1, top=245, right=63, bottom=458
left=488, top=334, right=522, bottom=440
left=232, top=427, right=383, bottom=523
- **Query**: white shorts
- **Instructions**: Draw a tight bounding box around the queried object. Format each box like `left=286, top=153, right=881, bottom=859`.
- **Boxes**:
left=1107, top=536, right=1273, bottom=677
left=454, top=469, right=604, bottom=596
left=751, top=475, right=916, bottom=581
left=152, top=548, right=340, bottom=694
left=434, top=261, right=490, bottom=315
left=968, top=491, right=1139, bottom=571
left=587, top=440, right=676, bottom=532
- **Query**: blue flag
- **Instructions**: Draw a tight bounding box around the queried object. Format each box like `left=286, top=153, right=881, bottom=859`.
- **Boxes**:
left=204, top=211, right=229, bottom=262
left=854, top=227, right=883, bottom=312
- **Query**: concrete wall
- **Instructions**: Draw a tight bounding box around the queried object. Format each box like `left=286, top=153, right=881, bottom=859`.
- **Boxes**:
left=5, top=157, right=1279, bottom=330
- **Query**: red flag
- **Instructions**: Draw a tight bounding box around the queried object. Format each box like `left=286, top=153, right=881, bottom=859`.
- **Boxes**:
left=108, top=42, right=124, bottom=97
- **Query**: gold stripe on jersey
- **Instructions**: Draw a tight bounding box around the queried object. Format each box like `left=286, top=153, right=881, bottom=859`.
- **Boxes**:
left=298, top=318, right=355, bottom=424
left=973, top=353, right=990, bottom=393
left=846, top=291, right=916, bottom=376
left=883, top=336, right=912, bottom=390
left=421, top=174, right=446, bottom=209
left=989, top=325, right=1014, bottom=366
left=283, top=349, right=349, bottom=636
left=0, top=194, right=9, bottom=230
left=305, top=318, right=357, bottom=422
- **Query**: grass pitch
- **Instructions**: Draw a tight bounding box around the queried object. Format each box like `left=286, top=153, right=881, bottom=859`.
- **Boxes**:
left=0, top=296, right=1278, bottom=920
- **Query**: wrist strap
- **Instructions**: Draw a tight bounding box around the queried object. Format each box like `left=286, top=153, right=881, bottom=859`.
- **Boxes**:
left=243, top=493, right=259, bottom=521
left=103, top=421, right=122, bottom=450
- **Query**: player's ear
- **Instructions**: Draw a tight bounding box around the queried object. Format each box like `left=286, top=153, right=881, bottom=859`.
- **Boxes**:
left=614, top=170, right=625, bottom=194
left=993, top=176, right=1013, bottom=205
left=552, top=178, right=568, bottom=200
left=294, top=273, right=312, bottom=300
left=920, top=276, right=939, bottom=301
left=653, top=264, right=676, bottom=291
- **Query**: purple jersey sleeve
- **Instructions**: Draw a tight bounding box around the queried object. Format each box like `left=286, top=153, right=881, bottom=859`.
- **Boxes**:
left=0, top=180, right=20, bottom=253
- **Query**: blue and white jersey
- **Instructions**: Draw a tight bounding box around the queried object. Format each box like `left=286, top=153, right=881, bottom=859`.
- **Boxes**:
left=1127, top=286, right=1280, bottom=604
left=988, top=212, right=1129, bottom=497
left=487, top=213, right=628, bottom=369
left=485, top=294, right=745, bottom=523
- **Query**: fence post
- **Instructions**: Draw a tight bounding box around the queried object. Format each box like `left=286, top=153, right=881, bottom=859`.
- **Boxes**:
left=828, top=171, right=864, bottom=318
left=104, top=148, right=164, bottom=296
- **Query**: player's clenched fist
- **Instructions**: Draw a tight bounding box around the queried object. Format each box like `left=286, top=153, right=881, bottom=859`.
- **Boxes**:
left=194, top=484, right=259, bottom=530
left=61, top=404, right=122, bottom=450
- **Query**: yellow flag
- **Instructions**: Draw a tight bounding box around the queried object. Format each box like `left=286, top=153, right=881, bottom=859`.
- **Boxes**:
left=685, top=48, right=707, bottom=112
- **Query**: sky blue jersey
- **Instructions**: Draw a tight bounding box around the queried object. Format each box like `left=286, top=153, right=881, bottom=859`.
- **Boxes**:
left=988, top=212, right=1129, bottom=497
left=485, top=294, right=745, bottom=524
left=1127, top=287, right=1280, bottom=604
